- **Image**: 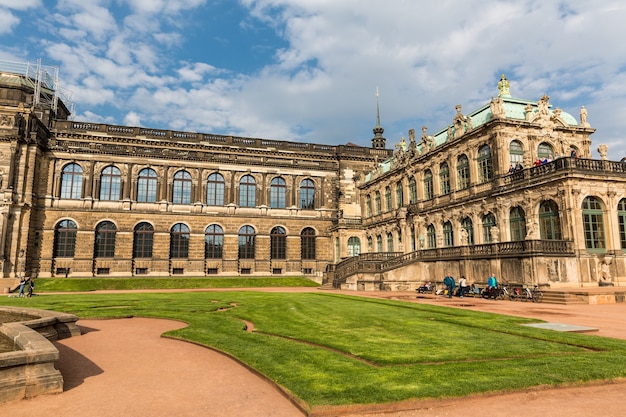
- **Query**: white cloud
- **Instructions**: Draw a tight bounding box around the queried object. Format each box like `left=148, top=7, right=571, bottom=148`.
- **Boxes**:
left=0, top=0, right=41, bottom=10
left=0, top=9, right=19, bottom=34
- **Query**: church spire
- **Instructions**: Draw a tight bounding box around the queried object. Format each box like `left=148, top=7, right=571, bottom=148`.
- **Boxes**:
left=372, top=86, right=386, bottom=149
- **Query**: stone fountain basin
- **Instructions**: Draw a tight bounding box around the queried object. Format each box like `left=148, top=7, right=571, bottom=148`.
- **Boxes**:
left=0, top=306, right=81, bottom=403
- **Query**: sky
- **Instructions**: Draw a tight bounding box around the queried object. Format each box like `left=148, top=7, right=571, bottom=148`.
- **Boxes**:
left=1, top=0, right=625, bottom=160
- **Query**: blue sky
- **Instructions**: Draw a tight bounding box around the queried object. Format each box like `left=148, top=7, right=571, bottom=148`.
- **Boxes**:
left=1, top=0, right=626, bottom=159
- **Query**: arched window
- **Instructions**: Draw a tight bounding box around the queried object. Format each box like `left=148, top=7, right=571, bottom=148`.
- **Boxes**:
left=205, top=224, right=224, bottom=259
left=482, top=213, right=496, bottom=243
left=95, top=221, right=116, bottom=258
left=54, top=220, right=77, bottom=257
left=423, top=169, right=433, bottom=200
left=619, top=199, right=626, bottom=250
left=60, top=163, right=83, bottom=199
left=538, top=142, right=554, bottom=161
left=509, top=140, right=524, bottom=167
left=300, top=179, right=315, bottom=209
left=367, top=236, right=373, bottom=251
left=238, top=225, right=255, bottom=259
left=99, top=166, right=121, bottom=201
left=239, top=175, right=256, bottom=208
left=270, top=177, right=286, bottom=208
left=385, top=186, right=392, bottom=212
left=206, top=173, right=225, bottom=206
left=170, top=223, right=190, bottom=258
left=396, top=181, right=404, bottom=208
left=347, top=236, right=361, bottom=256
left=409, top=177, right=417, bottom=204
left=426, top=224, right=436, bottom=248
left=461, top=217, right=474, bottom=245
left=173, top=170, right=192, bottom=204
left=509, top=206, right=526, bottom=241
left=375, top=191, right=382, bottom=214
left=539, top=200, right=562, bottom=240
left=582, top=196, right=606, bottom=252
left=270, top=226, right=287, bottom=259
left=301, top=227, right=316, bottom=259
left=440, top=163, right=450, bottom=195
left=457, top=154, right=470, bottom=190
left=133, top=222, right=154, bottom=258
left=477, top=145, right=493, bottom=183
left=365, top=194, right=372, bottom=217
left=137, top=168, right=158, bottom=203
left=443, top=221, right=453, bottom=247
left=386, top=232, right=394, bottom=252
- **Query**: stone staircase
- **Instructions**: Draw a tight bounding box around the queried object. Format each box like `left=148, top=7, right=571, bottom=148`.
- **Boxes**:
left=541, top=290, right=587, bottom=305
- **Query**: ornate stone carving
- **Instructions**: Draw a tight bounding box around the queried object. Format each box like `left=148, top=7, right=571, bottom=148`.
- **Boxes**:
left=598, top=144, right=608, bottom=160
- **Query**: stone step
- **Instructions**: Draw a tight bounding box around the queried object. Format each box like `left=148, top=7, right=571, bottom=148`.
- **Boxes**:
left=541, top=291, right=587, bottom=305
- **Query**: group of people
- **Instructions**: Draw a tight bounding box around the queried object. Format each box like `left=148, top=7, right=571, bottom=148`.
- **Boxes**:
left=440, top=273, right=498, bottom=299
left=507, top=162, right=524, bottom=173
left=15, top=277, right=34, bottom=298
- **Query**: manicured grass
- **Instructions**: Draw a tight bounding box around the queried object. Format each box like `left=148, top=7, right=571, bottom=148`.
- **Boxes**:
left=32, top=277, right=319, bottom=292
left=2, top=291, right=626, bottom=411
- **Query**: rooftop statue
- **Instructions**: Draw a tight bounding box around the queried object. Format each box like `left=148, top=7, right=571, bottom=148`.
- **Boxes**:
left=497, top=74, right=510, bottom=96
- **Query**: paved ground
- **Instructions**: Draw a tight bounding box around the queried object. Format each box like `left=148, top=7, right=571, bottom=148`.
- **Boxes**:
left=1, top=288, right=626, bottom=416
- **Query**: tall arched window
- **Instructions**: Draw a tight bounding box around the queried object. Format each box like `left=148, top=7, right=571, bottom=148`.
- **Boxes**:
left=367, top=236, right=373, bottom=251
left=619, top=199, right=626, bottom=250
left=477, top=145, right=493, bottom=183
left=409, top=177, right=417, bottom=204
left=54, top=220, right=77, bottom=257
left=270, top=177, right=286, bottom=208
left=170, top=223, right=190, bottom=258
left=457, top=154, right=470, bottom=190
left=365, top=194, right=372, bottom=217
left=60, top=163, right=83, bottom=199
left=443, top=221, right=453, bottom=247
left=299, top=179, right=315, bottom=209
left=510, top=206, right=526, bottom=241
left=375, top=191, right=382, bottom=214
left=137, top=168, right=158, bottom=203
left=133, top=222, right=154, bottom=258
left=376, top=235, right=383, bottom=252
left=95, top=221, right=116, bottom=258
left=386, top=232, right=394, bottom=252
left=426, top=224, right=436, bottom=248
left=347, top=236, right=361, bottom=257
left=172, top=170, right=192, bottom=204
left=385, top=186, right=392, bottom=212
left=440, top=163, right=450, bottom=195
left=539, top=200, right=562, bottom=240
left=461, top=217, right=474, bottom=245
left=99, top=166, right=121, bottom=201
left=423, top=169, right=434, bottom=200
left=538, top=142, right=554, bottom=160
left=206, top=173, right=225, bottom=206
left=482, top=213, right=496, bottom=243
left=205, top=224, right=223, bottom=259
left=509, top=140, right=524, bottom=167
left=239, top=175, right=256, bottom=207
left=270, top=226, right=287, bottom=259
left=238, top=225, right=256, bottom=259
left=582, top=196, right=606, bottom=252
left=301, top=227, right=316, bottom=259
left=396, top=181, right=404, bottom=208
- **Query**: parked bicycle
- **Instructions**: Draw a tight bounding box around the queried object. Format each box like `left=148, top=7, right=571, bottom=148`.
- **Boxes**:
left=509, top=285, right=543, bottom=302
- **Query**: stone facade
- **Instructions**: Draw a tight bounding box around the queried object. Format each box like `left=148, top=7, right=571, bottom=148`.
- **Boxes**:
left=0, top=67, right=389, bottom=281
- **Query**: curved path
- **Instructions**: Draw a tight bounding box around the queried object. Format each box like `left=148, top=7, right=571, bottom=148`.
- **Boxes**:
left=1, top=289, right=626, bottom=416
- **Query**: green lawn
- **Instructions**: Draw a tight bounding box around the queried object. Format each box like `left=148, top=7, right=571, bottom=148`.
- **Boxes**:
left=2, top=291, right=625, bottom=413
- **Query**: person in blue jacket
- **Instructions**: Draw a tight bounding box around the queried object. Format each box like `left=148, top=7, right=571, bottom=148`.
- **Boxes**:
left=443, top=273, right=456, bottom=298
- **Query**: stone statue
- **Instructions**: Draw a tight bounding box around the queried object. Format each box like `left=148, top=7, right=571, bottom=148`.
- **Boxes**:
left=453, top=105, right=466, bottom=139
left=490, top=96, right=505, bottom=119
left=599, top=256, right=612, bottom=282
left=525, top=220, right=538, bottom=239
left=580, top=105, right=589, bottom=126
left=537, top=94, right=550, bottom=117
left=490, top=225, right=500, bottom=243
left=524, top=103, right=534, bottom=121
left=460, top=227, right=469, bottom=246
left=598, top=144, right=608, bottom=160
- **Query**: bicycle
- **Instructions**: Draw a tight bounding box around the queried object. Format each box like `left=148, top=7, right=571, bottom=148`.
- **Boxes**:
left=530, top=285, right=543, bottom=303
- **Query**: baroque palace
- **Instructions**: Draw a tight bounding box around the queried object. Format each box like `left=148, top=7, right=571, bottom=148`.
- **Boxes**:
left=1, top=61, right=625, bottom=291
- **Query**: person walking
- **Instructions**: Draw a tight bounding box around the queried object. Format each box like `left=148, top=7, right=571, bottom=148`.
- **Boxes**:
left=17, top=277, right=26, bottom=297
left=443, top=273, right=456, bottom=298
left=458, top=276, right=467, bottom=298
left=486, top=273, right=498, bottom=299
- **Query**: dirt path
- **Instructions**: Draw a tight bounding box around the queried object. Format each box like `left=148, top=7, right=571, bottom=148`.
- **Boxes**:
left=1, top=289, right=625, bottom=416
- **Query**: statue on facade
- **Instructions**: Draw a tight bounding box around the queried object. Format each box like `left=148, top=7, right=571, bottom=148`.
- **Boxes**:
left=598, top=144, right=609, bottom=160
left=453, top=105, right=466, bottom=139
left=497, top=74, right=510, bottom=96
left=490, top=225, right=500, bottom=243
left=524, top=103, right=534, bottom=121
left=580, top=105, right=589, bottom=127
left=490, top=96, right=505, bottom=119
left=537, top=94, right=551, bottom=117
left=598, top=256, right=613, bottom=285
left=460, top=227, right=469, bottom=246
